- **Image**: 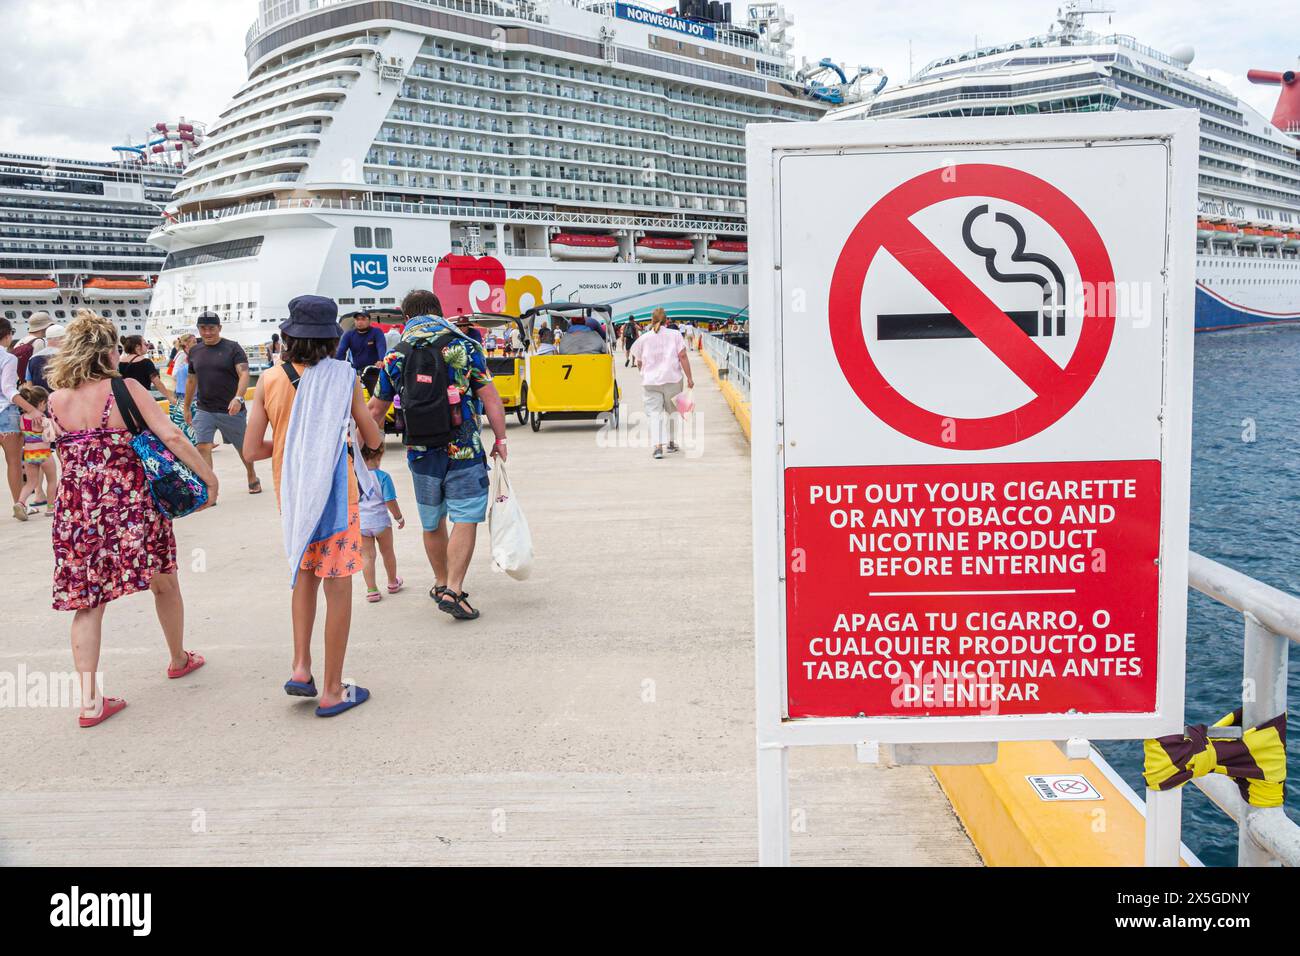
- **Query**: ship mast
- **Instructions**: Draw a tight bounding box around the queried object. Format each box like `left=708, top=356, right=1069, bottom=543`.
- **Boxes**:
left=1049, top=0, right=1114, bottom=44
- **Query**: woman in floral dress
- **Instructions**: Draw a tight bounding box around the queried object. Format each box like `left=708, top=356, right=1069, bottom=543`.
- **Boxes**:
left=46, top=310, right=219, bottom=727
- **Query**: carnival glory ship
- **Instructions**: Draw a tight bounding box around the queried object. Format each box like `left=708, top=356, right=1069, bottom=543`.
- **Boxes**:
left=829, top=2, right=1300, bottom=332
left=0, top=125, right=198, bottom=339
left=147, top=0, right=879, bottom=343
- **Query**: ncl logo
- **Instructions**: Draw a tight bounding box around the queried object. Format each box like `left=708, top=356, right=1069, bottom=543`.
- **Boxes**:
left=351, top=253, right=389, bottom=290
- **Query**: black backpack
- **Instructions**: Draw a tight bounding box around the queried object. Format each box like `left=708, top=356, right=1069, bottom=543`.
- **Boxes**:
left=396, top=331, right=457, bottom=448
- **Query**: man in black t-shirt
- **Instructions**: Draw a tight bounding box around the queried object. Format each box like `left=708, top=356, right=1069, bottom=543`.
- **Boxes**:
left=184, top=311, right=262, bottom=494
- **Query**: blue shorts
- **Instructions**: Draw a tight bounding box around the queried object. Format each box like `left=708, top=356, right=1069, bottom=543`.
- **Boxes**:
left=192, top=407, right=247, bottom=448
left=0, top=403, right=19, bottom=435
left=409, top=450, right=489, bottom=529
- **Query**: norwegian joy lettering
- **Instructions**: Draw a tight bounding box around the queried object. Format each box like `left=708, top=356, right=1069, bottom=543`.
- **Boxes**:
left=614, top=2, right=716, bottom=40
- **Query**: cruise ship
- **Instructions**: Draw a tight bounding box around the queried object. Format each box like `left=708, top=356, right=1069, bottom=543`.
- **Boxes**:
left=0, top=131, right=197, bottom=339
left=828, top=3, right=1300, bottom=332
left=145, top=0, right=875, bottom=344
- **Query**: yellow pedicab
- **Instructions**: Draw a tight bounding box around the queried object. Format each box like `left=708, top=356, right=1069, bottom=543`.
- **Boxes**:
left=465, top=312, right=531, bottom=425
left=521, top=302, right=619, bottom=432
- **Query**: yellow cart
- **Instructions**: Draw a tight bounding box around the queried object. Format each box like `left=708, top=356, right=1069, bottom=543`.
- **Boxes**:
left=520, top=302, right=619, bottom=432
left=466, top=313, right=531, bottom=425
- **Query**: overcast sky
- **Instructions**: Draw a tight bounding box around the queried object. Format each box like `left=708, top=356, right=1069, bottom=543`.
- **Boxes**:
left=0, top=0, right=1293, bottom=162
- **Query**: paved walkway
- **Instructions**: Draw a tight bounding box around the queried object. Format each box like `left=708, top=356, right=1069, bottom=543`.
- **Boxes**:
left=0, top=350, right=978, bottom=866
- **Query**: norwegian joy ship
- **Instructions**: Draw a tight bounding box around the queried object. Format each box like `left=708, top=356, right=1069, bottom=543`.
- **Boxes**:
left=829, top=2, right=1300, bottom=332
left=146, top=0, right=881, bottom=344
left=0, top=124, right=199, bottom=339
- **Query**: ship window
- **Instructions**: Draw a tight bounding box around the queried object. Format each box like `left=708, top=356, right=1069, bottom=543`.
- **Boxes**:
left=375, top=228, right=393, bottom=249
left=354, top=227, right=373, bottom=248
left=162, top=236, right=264, bottom=271
left=637, top=273, right=646, bottom=285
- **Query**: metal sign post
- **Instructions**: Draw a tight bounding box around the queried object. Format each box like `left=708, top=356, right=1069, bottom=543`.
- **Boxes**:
left=748, top=112, right=1199, bottom=866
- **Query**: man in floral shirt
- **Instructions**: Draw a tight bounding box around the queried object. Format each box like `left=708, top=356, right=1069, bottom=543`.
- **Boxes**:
left=368, top=289, right=508, bottom=622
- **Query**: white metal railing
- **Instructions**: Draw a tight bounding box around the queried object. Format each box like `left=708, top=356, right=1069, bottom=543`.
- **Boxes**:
left=1146, top=551, right=1300, bottom=867
left=700, top=331, right=749, bottom=401
left=155, top=196, right=746, bottom=236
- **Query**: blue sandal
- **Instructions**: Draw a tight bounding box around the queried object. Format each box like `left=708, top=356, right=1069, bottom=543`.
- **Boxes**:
left=315, top=684, right=370, bottom=718
left=284, top=676, right=318, bottom=698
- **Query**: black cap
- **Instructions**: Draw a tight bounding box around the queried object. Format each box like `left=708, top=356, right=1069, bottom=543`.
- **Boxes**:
left=280, top=295, right=342, bottom=339
left=196, top=310, right=221, bottom=326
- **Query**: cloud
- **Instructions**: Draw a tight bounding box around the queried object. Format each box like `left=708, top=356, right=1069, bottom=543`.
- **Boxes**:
left=784, top=0, right=1294, bottom=125
left=0, top=0, right=250, bottom=159
left=0, top=0, right=1293, bottom=161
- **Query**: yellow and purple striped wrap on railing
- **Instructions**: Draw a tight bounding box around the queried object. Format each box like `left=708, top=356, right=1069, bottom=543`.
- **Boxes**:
left=1143, top=710, right=1286, bottom=808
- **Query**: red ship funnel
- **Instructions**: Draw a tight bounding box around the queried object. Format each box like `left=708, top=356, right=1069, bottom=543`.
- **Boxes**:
left=1248, top=67, right=1300, bottom=133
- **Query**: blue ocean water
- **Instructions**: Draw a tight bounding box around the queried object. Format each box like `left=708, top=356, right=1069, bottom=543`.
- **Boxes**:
left=1100, top=325, right=1300, bottom=867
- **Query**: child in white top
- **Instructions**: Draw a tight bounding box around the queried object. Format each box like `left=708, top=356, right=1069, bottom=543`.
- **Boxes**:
left=359, top=443, right=405, bottom=602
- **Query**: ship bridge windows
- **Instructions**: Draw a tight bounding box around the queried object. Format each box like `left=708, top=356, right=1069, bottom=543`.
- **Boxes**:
left=161, top=236, right=264, bottom=271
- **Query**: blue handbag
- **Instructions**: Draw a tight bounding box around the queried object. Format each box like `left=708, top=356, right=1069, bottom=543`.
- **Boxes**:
left=110, top=377, right=209, bottom=518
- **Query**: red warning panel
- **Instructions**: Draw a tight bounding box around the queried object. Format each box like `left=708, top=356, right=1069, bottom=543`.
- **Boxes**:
left=784, top=460, right=1161, bottom=718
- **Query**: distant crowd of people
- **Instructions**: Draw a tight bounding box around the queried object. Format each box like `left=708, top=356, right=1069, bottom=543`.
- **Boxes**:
left=3, top=292, right=703, bottom=727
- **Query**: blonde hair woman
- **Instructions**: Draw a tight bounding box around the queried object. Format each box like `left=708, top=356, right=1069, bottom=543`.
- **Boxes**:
left=628, top=307, right=694, bottom=459
left=46, top=310, right=218, bottom=727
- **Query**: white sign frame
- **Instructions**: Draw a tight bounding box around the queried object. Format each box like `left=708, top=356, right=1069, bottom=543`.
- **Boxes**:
left=748, top=112, right=1198, bottom=864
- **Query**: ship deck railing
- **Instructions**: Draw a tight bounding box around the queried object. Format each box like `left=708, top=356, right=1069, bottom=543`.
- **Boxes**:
left=1145, top=552, right=1300, bottom=866
left=157, top=197, right=747, bottom=235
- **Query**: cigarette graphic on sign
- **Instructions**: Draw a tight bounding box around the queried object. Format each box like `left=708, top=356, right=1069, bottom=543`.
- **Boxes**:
left=877, top=204, right=1068, bottom=341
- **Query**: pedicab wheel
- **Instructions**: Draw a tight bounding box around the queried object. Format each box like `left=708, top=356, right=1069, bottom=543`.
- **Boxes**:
left=530, top=411, right=542, bottom=432
left=516, top=384, right=529, bottom=425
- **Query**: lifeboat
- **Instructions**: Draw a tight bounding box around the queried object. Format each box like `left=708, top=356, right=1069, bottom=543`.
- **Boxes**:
left=549, top=232, right=619, bottom=262
left=1284, top=230, right=1300, bottom=250
left=1238, top=226, right=1264, bottom=245
left=636, top=236, right=694, bottom=263
left=0, top=276, right=59, bottom=298
left=1260, top=229, right=1286, bottom=247
left=707, top=239, right=748, bottom=264
left=1196, top=219, right=1218, bottom=240
left=83, top=277, right=153, bottom=299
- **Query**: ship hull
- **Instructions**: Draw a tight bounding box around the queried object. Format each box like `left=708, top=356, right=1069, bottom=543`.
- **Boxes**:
left=148, top=209, right=747, bottom=345
left=1195, top=283, right=1300, bottom=332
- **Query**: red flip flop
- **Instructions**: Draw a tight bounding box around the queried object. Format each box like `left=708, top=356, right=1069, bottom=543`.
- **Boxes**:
left=79, top=696, right=127, bottom=728
left=167, top=650, right=206, bottom=679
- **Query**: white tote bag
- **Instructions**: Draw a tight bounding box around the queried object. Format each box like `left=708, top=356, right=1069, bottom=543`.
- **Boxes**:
left=489, top=461, right=533, bottom=580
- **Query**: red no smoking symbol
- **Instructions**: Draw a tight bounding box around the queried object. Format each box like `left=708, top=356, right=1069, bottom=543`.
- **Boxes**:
left=828, top=164, right=1116, bottom=450
left=1053, top=778, right=1089, bottom=795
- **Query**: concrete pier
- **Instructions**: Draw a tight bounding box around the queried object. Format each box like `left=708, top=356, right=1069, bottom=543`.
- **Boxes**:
left=0, top=353, right=978, bottom=866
